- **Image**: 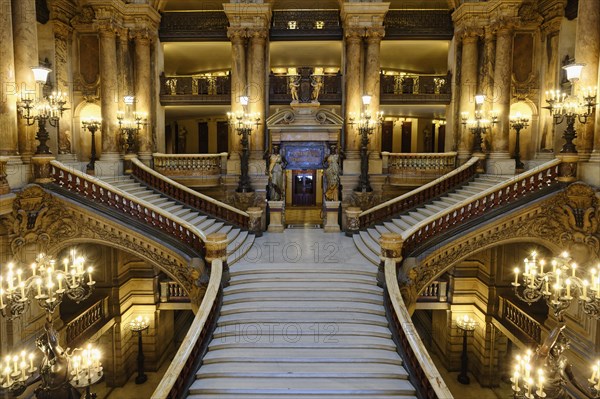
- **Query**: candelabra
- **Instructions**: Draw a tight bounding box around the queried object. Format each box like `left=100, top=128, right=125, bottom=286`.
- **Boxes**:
left=0, top=251, right=100, bottom=398
left=82, top=119, right=101, bottom=173
left=510, top=113, right=530, bottom=173
left=348, top=95, right=384, bottom=192
left=17, top=66, right=68, bottom=155
left=544, top=62, right=597, bottom=154
left=129, top=316, right=150, bottom=384
left=461, top=94, right=498, bottom=154
left=70, top=344, right=103, bottom=399
left=118, top=96, right=147, bottom=154
left=456, top=315, right=477, bottom=384
left=513, top=250, right=600, bottom=320
left=227, top=96, right=261, bottom=193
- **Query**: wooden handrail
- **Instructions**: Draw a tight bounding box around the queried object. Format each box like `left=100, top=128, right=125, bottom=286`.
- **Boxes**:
left=49, top=160, right=206, bottom=256
left=151, top=259, right=223, bottom=399
left=132, top=158, right=250, bottom=229
left=401, top=158, right=562, bottom=255
left=359, top=157, right=479, bottom=228
left=385, top=259, right=453, bottom=399
left=64, top=298, right=106, bottom=344
left=501, top=297, right=542, bottom=344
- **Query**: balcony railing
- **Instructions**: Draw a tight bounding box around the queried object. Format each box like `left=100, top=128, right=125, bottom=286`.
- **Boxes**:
left=380, top=73, right=451, bottom=104
left=383, top=152, right=457, bottom=185
left=499, top=297, right=542, bottom=344
left=160, top=73, right=231, bottom=105
left=160, top=280, right=190, bottom=303
left=153, top=153, right=226, bottom=187
left=62, top=297, right=108, bottom=345
left=159, top=11, right=229, bottom=42
left=384, top=10, right=453, bottom=40
left=417, top=280, right=448, bottom=302
left=270, top=10, right=342, bottom=40
left=269, top=69, right=342, bottom=104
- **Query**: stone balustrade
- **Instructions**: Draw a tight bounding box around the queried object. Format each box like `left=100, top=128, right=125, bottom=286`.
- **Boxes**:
left=62, top=297, right=108, bottom=345
left=160, top=281, right=190, bottom=303
left=383, top=151, right=457, bottom=184
left=500, top=297, right=542, bottom=344
left=417, top=280, right=448, bottom=302
left=159, top=73, right=231, bottom=105
left=153, top=153, right=226, bottom=187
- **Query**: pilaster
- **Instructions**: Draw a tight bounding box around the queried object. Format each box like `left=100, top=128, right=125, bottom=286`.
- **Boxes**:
left=364, top=27, right=385, bottom=157
left=0, top=0, right=18, bottom=157
left=458, top=30, right=481, bottom=160
left=52, top=20, right=75, bottom=158
left=97, top=21, right=120, bottom=159
left=131, top=28, right=154, bottom=163
left=490, top=23, right=514, bottom=158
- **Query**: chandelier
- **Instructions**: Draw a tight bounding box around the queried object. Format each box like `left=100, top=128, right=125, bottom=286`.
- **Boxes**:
left=461, top=94, right=498, bottom=154
left=117, top=96, right=147, bottom=154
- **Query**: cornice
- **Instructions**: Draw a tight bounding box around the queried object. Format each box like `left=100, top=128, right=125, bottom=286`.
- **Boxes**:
left=340, top=2, right=390, bottom=28
left=223, top=3, right=273, bottom=29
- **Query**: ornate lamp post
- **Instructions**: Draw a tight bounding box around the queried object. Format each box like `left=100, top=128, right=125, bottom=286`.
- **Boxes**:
left=509, top=113, right=530, bottom=173
left=348, top=95, right=383, bottom=193
left=82, top=119, right=101, bottom=174
left=461, top=94, right=498, bottom=154
left=117, top=96, right=147, bottom=154
left=227, top=96, right=261, bottom=193
left=455, top=315, right=477, bottom=384
left=70, top=344, right=103, bottom=399
left=129, top=315, right=150, bottom=384
left=17, top=66, right=68, bottom=155
left=544, top=63, right=597, bottom=154
left=0, top=251, right=101, bottom=398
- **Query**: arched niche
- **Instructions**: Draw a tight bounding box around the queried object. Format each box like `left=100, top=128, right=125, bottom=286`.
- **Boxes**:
left=75, top=102, right=102, bottom=162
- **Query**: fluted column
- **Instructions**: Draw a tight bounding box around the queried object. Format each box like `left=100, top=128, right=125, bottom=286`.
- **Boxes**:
left=458, top=32, right=479, bottom=160
left=248, top=29, right=267, bottom=154
left=0, top=0, right=18, bottom=156
left=133, top=30, right=153, bottom=163
left=480, top=27, right=496, bottom=119
left=539, top=19, right=562, bottom=156
left=575, top=0, right=600, bottom=160
left=98, top=26, right=120, bottom=158
left=364, top=27, right=385, bottom=156
left=12, top=0, right=39, bottom=163
left=345, top=28, right=363, bottom=154
left=53, top=21, right=74, bottom=158
left=490, top=25, right=513, bottom=157
left=228, top=28, right=246, bottom=156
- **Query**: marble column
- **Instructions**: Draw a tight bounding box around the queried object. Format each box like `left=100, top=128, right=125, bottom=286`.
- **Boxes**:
left=0, top=0, right=18, bottom=157
left=228, top=28, right=246, bottom=156
left=364, top=27, right=384, bottom=156
left=248, top=29, right=267, bottom=154
left=53, top=21, right=75, bottom=159
left=133, top=30, right=153, bottom=163
left=98, top=26, right=120, bottom=159
left=345, top=28, right=363, bottom=154
left=458, top=32, right=479, bottom=160
left=12, top=0, right=39, bottom=163
left=593, top=58, right=600, bottom=161
left=480, top=28, right=496, bottom=120
left=490, top=25, right=513, bottom=158
left=538, top=20, right=562, bottom=156
left=575, top=0, right=600, bottom=160
left=118, top=28, right=132, bottom=105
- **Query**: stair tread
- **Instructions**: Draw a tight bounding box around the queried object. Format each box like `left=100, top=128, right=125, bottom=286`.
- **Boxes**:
left=220, top=300, right=384, bottom=314
left=196, top=362, right=407, bottom=377
left=203, top=348, right=402, bottom=362
left=222, top=291, right=383, bottom=305
left=218, top=311, right=388, bottom=325
left=213, top=323, right=393, bottom=339
left=208, top=335, right=396, bottom=350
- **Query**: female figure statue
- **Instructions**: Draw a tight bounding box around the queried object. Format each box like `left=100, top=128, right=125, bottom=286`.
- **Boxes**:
left=268, top=145, right=285, bottom=201
left=324, top=145, right=340, bottom=201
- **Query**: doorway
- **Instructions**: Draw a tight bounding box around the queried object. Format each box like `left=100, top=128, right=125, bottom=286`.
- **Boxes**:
left=292, top=170, right=316, bottom=206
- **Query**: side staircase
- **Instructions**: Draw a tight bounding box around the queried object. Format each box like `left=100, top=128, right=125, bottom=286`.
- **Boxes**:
left=186, top=233, right=419, bottom=398
left=101, top=176, right=254, bottom=265
left=354, top=174, right=509, bottom=264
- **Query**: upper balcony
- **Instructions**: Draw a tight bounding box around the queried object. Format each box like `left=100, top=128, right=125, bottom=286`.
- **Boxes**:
left=380, top=72, right=452, bottom=105
left=159, top=73, right=231, bottom=105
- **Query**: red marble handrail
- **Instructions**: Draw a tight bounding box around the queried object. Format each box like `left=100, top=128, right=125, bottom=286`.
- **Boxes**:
left=50, top=161, right=205, bottom=257
left=131, top=159, right=250, bottom=229
left=402, top=159, right=562, bottom=256
left=359, top=157, right=479, bottom=228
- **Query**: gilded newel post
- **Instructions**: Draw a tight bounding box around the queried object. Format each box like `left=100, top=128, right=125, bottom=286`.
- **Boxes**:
left=205, top=233, right=229, bottom=286
left=378, top=233, right=403, bottom=288
left=345, top=207, right=361, bottom=236
left=247, top=206, right=263, bottom=237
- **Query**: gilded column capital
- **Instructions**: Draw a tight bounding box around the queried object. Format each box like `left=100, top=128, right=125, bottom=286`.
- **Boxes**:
left=461, top=28, right=482, bottom=43
left=247, top=28, right=268, bottom=43
left=345, top=27, right=364, bottom=42
left=117, top=27, right=129, bottom=42
left=130, top=28, right=153, bottom=45
left=96, top=20, right=118, bottom=37
left=53, top=20, right=73, bottom=40
left=491, top=18, right=516, bottom=36
left=483, top=26, right=496, bottom=41
left=365, top=27, right=385, bottom=43
left=541, top=17, right=562, bottom=37
left=227, top=27, right=247, bottom=43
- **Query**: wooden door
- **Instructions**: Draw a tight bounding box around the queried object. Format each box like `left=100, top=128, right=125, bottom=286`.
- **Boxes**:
left=292, top=170, right=316, bottom=206
left=437, top=125, right=446, bottom=153
left=401, top=121, right=412, bottom=153
left=381, top=120, right=393, bottom=152
left=198, top=122, right=209, bottom=153
left=216, top=121, right=229, bottom=153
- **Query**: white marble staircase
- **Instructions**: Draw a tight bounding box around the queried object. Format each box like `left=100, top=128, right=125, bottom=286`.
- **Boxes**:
left=354, top=174, right=510, bottom=264
left=101, top=176, right=254, bottom=265
left=187, top=231, right=419, bottom=398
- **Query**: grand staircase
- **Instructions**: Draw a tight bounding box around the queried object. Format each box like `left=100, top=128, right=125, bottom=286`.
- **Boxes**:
left=353, top=174, right=509, bottom=264
left=101, top=176, right=254, bottom=265
left=187, top=231, right=419, bottom=398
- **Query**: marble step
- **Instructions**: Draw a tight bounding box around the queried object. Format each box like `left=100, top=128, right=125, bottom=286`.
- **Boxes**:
left=223, top=280, right=383, bottom=294
left=189, top=395, right=416, bottom=399
left=359, top=231, right=380, bottom=254
left=229, top=272, right=375, bottom=286
left=230, top=265, right=375, bottom=278
left=222, top=291, right=383, bottom=306
left=212, top=322, right=393, bottom=340
left=208, top=335, right=396, bottom=351
left=216, top=311, right=389, bottom=327
left=188, top=376, right=416, bottom=396
left=352, top=235, right=380, bottom=265
left=195, top=362, right=408, bottom=379
left=220, top=300, right=385, bottom=316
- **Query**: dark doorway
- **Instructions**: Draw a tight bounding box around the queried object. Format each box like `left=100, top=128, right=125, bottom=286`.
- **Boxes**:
left=437, top=125, right=446, bottom=153
left=198, top=122, right=209, bottom=153
left=292, top=170, right=316, bottom=206
left=401, top=121, right=412, bottom=153
left=381, top=120, right=394, bottom=152
left=217, top=121, right=229, bottom=153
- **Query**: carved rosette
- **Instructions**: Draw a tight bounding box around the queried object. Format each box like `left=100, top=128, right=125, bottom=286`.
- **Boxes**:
left=247, top=207, right=263, bottom=237
left=345, top=207, right=361, bottom=235
left=379, top=233, right=404, bottom=261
